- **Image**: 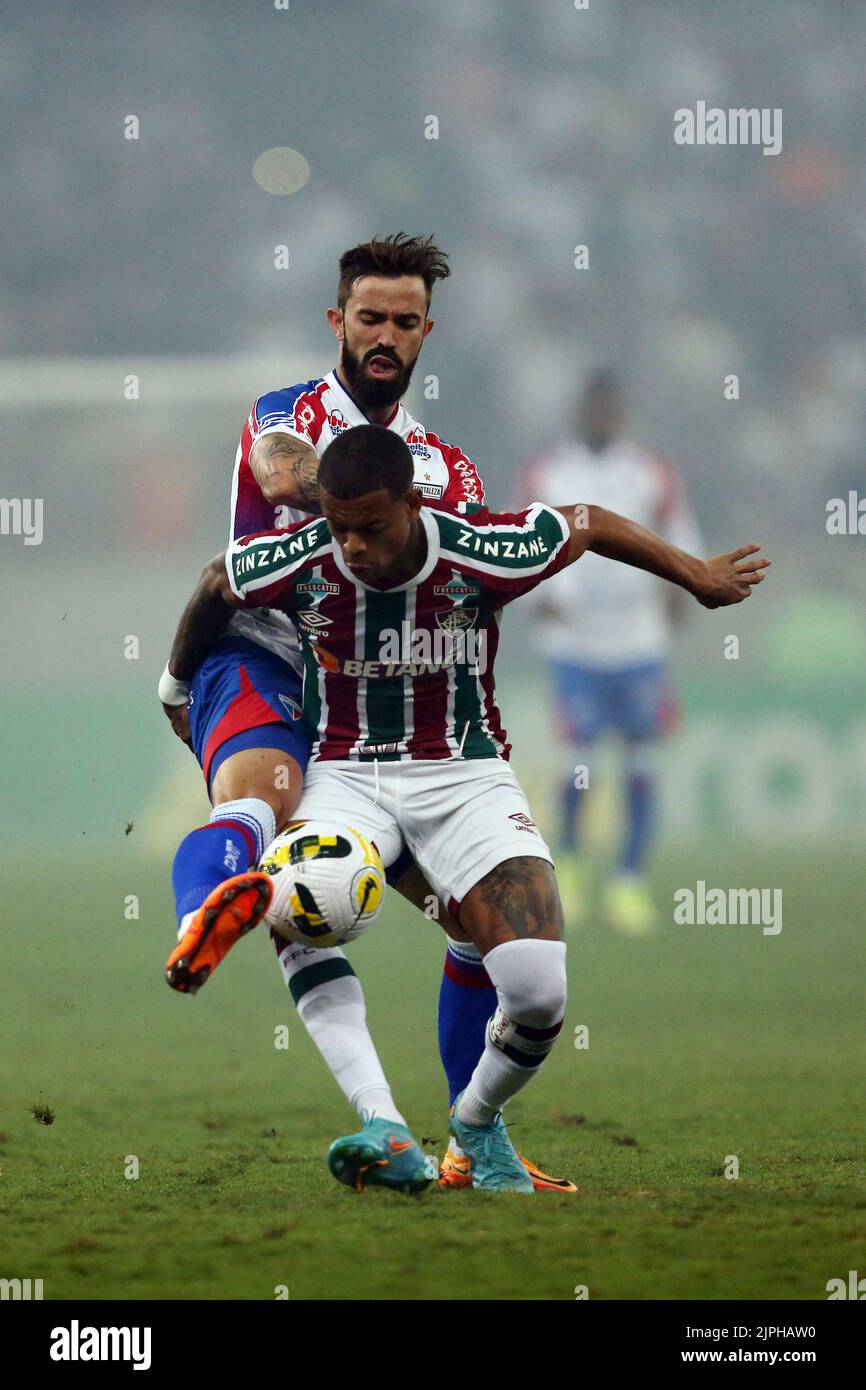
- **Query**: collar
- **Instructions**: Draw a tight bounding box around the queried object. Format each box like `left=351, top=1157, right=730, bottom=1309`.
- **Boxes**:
left=331, top=507, right=440, bottom=593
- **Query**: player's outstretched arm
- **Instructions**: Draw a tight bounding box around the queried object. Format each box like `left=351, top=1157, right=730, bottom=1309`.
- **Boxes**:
left=159, top=554, right=240, bottom=744
left=556, top=503, right=770, bottom=608
left=251, top=433, right=321, bottom=512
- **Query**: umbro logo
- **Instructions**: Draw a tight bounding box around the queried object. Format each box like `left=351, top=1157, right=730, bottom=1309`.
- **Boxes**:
left=298, top=610, right=332, bottom=632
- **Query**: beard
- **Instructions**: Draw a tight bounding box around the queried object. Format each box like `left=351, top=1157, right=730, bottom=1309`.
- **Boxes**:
left=340, top=336, right=419, bottom=411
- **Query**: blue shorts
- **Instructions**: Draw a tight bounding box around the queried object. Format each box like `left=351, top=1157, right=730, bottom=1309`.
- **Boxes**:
left=549, top=658, right=677, bottom=744
left=188, top=636, right=311, bottom=793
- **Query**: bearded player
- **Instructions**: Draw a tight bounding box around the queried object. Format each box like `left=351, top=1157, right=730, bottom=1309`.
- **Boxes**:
left=159, top=234, right=570, bottom=1191
left=163, top=425, right=769, bottom=1192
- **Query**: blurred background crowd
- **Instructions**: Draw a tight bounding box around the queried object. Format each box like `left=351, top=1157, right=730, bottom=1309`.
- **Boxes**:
left=2, top=0, right=864, bottom=856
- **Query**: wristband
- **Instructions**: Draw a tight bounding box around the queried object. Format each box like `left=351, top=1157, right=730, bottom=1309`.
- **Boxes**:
left=158, top=664, right=191, bottom=706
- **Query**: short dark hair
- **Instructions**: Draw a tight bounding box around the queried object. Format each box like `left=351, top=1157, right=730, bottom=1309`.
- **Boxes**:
left=338, top=233, right=450, bottom=309
left=319, top=425, right=414, bottom=501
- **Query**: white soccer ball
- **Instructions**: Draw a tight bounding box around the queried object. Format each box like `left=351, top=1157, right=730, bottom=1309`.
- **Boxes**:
left=259, top=820, right=386, bottom=948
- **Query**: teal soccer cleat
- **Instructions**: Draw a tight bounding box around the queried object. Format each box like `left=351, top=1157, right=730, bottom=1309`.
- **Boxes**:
left=327, top=1116, right=433, bottom=1196
left=449, top=1091, right=534, bottom=1193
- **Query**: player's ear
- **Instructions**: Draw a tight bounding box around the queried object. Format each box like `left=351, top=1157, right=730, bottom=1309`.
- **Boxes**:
left=407, top=487, right=424, bottom=516
left=422, top=318, right=435, bottom=339
left=326, top=307, right=344, bottom=341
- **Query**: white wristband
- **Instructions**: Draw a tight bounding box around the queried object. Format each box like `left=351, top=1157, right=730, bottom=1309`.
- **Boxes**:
left=158, top=664, right=191, bottom=706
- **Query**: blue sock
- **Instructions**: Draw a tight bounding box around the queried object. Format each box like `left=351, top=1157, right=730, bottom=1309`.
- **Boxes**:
left=171, top=797, right=276, bottom=923
left=438, top=940, right=497, bottom=1106
left=621, top=769, right=655, bottom=875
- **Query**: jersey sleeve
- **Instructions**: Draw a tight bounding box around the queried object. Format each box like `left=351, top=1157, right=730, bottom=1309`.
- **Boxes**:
left=438, top=502, right=572, bottom=607
left=248, top=383, right=327, bottom=453
left=437, top=438, right=486, bottom=507
left=226, top=520, right=331, bottom=609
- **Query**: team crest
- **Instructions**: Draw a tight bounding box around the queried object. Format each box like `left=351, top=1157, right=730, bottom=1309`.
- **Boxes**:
left=277, top=693, right=303, bottom=721
left=435, top=607, right=478, bottom=633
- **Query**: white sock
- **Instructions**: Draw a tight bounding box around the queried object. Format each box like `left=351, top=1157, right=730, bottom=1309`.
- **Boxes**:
left=457, top=938, right=567, bottom=1127
left=209, top=796, right=276, bottom=863
left=276, top=940, right=406, bottom=1126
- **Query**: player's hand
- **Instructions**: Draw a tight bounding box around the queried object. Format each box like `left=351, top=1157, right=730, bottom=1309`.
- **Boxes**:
left=692, top=545, right=770, bottom=608
left=162, top=700, right=193, bottom=748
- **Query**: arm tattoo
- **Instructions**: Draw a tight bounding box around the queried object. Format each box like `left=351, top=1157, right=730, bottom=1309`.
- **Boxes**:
left=472, top=858, right=564, bottom=940
left=253, top=434, right=320, bottom=509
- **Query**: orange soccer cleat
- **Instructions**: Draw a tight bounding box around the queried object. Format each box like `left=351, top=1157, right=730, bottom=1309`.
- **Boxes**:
left=439, top=1141, right=577, bottom=1193
left=165, top=872, right=273, bottom=994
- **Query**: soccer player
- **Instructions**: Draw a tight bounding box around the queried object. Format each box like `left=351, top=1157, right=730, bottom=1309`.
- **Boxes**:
left=162, top=425, right=769, bottom=1191
left=160, top=233, right=568, bottom=1191
left=523, top=370, right=704, bottom=935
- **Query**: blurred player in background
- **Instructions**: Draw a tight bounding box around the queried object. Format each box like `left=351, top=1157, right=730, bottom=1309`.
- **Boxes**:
left=524, top=371, right=703, bottom=935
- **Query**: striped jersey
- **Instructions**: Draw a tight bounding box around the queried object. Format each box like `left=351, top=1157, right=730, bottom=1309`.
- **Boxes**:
left=226, top=503, right=573, bottom=763
left=227, top=370, right=484, bottom=672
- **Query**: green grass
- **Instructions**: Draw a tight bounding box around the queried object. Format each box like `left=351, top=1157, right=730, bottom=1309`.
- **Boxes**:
left=0, top=844, right=863, bottom=1301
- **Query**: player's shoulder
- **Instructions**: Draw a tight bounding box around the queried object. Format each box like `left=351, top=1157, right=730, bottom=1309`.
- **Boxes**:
left=230, top=515, right=332, bottom=583
left=250, top=377, right=329, bottom=433
left=430, top=500, right=568, bottom=570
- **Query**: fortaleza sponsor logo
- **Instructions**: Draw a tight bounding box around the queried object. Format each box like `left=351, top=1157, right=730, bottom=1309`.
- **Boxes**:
left=674, top=101, right=782, bottom=156
left=674, top=881, right=782, bottom=936
left=49, top=1320, right=152, bottom=1371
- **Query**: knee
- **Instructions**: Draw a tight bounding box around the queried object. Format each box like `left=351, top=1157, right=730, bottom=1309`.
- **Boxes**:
left=211, top=754, right=303, bottom=831
left=483, top=938, right=567, bottom=1030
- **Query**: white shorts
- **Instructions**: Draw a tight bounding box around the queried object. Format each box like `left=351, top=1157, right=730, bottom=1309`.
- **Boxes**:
left=294, top=758, right=553, bottom=911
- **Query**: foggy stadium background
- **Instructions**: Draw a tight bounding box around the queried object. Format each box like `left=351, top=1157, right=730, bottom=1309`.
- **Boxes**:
left=2, top=0, right=865, bottom=865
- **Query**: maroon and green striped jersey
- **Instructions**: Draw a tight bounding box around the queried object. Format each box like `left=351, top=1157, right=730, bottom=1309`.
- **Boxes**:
left=226, top=503, right=572, bottom=762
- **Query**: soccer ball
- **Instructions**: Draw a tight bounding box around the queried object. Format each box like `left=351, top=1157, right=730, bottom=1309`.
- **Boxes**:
left=259, top=820, right=386, bottom=948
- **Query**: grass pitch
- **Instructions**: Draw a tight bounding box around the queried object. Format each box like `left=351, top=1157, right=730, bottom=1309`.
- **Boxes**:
left=0, top=843, right=863, bottom=1301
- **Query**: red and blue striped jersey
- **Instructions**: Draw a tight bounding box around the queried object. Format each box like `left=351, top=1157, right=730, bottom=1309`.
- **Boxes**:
left=227, top=370, right=485, bottom=670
